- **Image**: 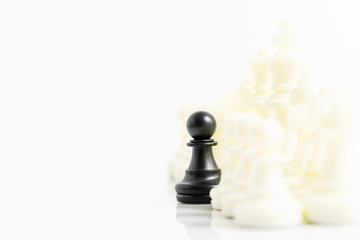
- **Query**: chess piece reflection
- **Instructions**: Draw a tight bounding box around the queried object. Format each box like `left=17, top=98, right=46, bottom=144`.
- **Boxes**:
left=176, top=204, right=220, bottom=240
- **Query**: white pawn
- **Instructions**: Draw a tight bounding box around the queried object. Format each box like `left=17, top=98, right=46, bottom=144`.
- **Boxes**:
left=293, top=89, right=353, bottom=193
left=210, top=113, right=254, bottom=210
left=218, top=115, right=260, bottom=217
left=210, top=113, right=242, bottom=210
left=219, top=148, right=256, bottom=218
left=233, top=119, right=304, bottom=227
left=303, top=101, right=360, bottom=224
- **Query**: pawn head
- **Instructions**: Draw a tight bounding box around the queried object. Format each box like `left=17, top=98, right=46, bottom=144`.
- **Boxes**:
left=186, top=111, right=216, bottom=140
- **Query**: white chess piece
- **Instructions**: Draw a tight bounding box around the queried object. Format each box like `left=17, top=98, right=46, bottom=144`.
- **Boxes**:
left=248, top=45, right=274, bottom=118
left=210, top=113, right=255, bottom=210
left=265, top=20, right=302, bottom=161
left=266, top=20, right=302, bottom=116
left=219, top=115, right=260, bottom=217
left=285, top=71, right=321, bottom=189
left=218, top=115, right=260, bottom=217
left=219, top=148, right=256, bottom=218
left=303, top=99, right=360, bottom=224
left=210, top=113, right=243, bottom=210
left=213, top=78, right=255, bottom=173
left=233, top=118, right=304, bottom=227
left=292, top=89, right=352, bottom=193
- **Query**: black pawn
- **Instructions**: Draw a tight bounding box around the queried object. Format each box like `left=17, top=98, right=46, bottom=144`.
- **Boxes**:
left=175, top=111, right=221, bottom=204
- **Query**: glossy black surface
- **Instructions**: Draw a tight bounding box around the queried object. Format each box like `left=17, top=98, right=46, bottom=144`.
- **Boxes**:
left=186, top=111, right=217, bottom=140
left=175, top=111, right=221, bottom=204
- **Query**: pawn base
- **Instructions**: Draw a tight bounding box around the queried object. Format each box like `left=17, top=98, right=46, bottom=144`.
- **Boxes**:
left=176, top=194, right=211, bottom=204
left=233, top=197, right=303, bottom=227
left=304, top=192, right=360, bottom=224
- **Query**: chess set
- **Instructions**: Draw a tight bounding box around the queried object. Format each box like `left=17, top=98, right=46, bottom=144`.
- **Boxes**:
left=169, top=20, right=360, bottom=227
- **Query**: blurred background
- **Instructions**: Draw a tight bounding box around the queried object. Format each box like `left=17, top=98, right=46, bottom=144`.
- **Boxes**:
left=1, top=0, right=360, bottom=239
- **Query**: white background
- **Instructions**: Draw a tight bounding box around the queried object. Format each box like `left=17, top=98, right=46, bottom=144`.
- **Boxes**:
left=1, top=0, right=360, bottom=239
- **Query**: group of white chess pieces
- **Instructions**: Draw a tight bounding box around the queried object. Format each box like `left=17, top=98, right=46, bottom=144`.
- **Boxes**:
left=169, top=20, right=360, bottom=227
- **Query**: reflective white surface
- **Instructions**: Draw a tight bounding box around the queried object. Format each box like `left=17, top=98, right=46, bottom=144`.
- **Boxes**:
left=4, top=153, right=360, bottom=240
left=174, top=202, right=360, bottom=240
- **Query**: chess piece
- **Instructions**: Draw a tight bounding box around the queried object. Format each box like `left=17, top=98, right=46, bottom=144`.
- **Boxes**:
left=303, top=95, right=360, bottom=223
left=210, top=113, right=253, bottom=210
left=284, top=71, right=321, bottom=189
left=219, top=147, right=256, bottom=218
left=217, top=115, right=260, bottom=217
left=170, top=105, right=223, bottom=183
left=175, top=111, right=221, bottom=204
left=233, top=119, right=303, bottom=227
left=265, top=20, right=302, bottom=161
left=265, top=20, right=302, bottom=120
left=290, top=89, right=352, bottom=194
left=248, top=45, right=274, bottom=118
